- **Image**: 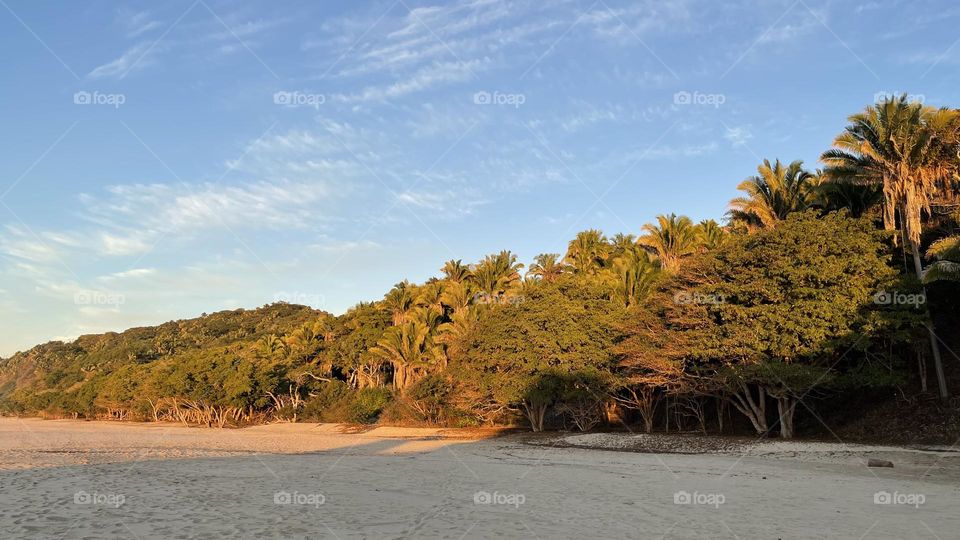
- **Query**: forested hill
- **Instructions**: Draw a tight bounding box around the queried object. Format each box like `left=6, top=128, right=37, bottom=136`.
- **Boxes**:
left=0, top=303, right=327, bottom=417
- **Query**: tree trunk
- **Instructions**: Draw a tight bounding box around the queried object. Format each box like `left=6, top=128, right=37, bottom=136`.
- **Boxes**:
left=728, top=382, right=769, bottom=435
left=775, top=396, right=796, bottom=439
left=910, top=238, right=949, bottom=400
left=625, top=387, right=657, bottom=434
left=917, top=347, right=928, bottom=394
left=522, top=402, right=547, bottom=432
left=716, top=396, right=727, bottom=434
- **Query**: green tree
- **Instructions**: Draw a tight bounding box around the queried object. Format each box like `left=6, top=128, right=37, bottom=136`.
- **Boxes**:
left=638, top=214, right=699, bottom=272
left=565, top=230, right=610, bottom=275
left=728, top=159, right=819, bottom=229
left=460, top=277, right=623, bottom=431
left=822, top=95, right=960, bottom=398
left=527, top=253, right=569, bottom=283
left=684, top=211, right=897, bottom=438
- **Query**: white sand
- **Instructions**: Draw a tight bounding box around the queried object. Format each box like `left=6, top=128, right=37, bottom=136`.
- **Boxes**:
left=1, top=418, right=958, bottom=539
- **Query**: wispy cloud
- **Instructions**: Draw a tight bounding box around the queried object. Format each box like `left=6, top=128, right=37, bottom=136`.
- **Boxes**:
left=117, top=8, right=162, bottom=38
left=87, top=42, right=154, bottom=79
left=724, top=126, right=754, bottom=148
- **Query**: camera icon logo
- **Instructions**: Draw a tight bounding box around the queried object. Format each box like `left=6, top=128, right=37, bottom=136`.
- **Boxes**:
left=673, top=91, right=692, bottom=105
left=874, top=491, right=892, bottom=505
left=74, top=91, right=92, bottom=105
left=274, top=491, right=292, bottom=505
left=473, top=491, right=492, bottom=504
left=872, top=291, right=892, bottom=305
left=673, top=490, right=692, bottom=504
left=473, top=91, right=491, bottom=105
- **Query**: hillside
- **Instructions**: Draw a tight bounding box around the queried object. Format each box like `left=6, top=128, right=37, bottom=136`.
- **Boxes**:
left=0, top=303, right=327, bottom=419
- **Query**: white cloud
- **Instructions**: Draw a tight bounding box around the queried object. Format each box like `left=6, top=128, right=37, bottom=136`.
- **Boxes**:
left=117, top=8, right=162, bottom=38
left=640, top=141, right=719, bottom=160
left=87, top=42, right=154, bottom=79
left=724, top=126, right=754, bottom=148
left=334, top=59, right=488, bottom=103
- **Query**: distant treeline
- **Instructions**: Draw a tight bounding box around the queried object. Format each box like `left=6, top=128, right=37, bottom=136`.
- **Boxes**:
left=2, top=95, right=958, bottom=439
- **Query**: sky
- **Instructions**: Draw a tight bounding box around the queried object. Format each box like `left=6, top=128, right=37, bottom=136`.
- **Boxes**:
left=1, top=0, right=959, bottom=356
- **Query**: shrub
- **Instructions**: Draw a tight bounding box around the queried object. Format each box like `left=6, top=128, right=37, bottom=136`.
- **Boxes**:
left=347, top=388, right=392, bottom=424
left=301, top=380, right=351, bottom=421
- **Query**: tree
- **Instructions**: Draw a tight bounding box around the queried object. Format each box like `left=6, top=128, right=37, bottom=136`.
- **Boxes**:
left=822, top=95, right=960, bottom=398
left=369, top=321, right=439, bottom=394
left=565, top=230, right=609, bottom=275
left=638, top=214, right=699, bottom=272
left=696, top=219, right=729, bottom=251
left=611, top=247, right=661, bottom=307
left=441, top=259, right=472, bottom=283
left=527, top=253, right=569, bottom=282
left=383, top=281, right=418, bottom=326
left=728, top=159, right=819, bottom=229
left=329, top=303, right=391, bottom=389
left=459, top=277, right=623, bottom=431
left=685, top=211, right=897, bottom=438
left=473, top=251, right=523, bottom=299
left=924, top=236, right=960, bottom=284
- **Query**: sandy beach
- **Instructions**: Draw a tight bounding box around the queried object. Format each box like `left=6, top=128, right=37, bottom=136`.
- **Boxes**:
left=1, top=417, right=958, bottom=539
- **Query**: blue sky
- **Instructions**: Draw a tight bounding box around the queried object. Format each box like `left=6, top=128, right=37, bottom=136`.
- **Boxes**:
left=1, top=0, right=959, bottom=356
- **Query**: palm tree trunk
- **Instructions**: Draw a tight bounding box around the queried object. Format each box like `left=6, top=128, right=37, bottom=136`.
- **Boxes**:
left=911, top=238, right=949, bottom=400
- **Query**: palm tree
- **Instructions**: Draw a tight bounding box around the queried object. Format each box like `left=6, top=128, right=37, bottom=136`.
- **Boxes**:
left=729, top=159, right=819, bottom=229
left=436, top=309, right=479, bottom=365
left=697, top=219, right=728, bottom=250
left=441, top=259, right=472, bottom=284
left=612, top=247, right=661, bottom=307
left=440, top=280, right=471, bottom=315
left=286, top=324, right=318, bottom=354
left=821, top=95, right=960, bottom=267
left=369, top=321, right=437, bottom=392
left=417, top=282, right=445, bottom=317
left=821, top=95, right=960, bottom=399
left=638, top=214, right=700, bottom=272
left=527, top=253, right=569, bottom=282
left=257, top=334, right=288, bottom=359
left=383, top=281, right=417, bottom=326
left=565, top=229, right=609, bottom=274
left=473, top=251, right=523, bottom=298
left=609, top=233, right=637, bottom=259
left=817, top=178, right=883, bottom=217
left=924, top=236, right=960, bottom=284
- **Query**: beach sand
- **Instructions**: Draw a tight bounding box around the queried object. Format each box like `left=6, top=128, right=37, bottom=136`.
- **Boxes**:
left=1, top=417, right=958, bottom=539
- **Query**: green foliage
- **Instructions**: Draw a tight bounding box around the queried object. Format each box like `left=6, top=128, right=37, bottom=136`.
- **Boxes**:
left=347, top=388, right=393, bottom=424
left=460, top=276, right=624, bottom=416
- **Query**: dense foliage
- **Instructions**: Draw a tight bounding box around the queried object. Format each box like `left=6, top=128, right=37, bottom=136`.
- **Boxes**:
left=2, top=95, right=958, bottom=438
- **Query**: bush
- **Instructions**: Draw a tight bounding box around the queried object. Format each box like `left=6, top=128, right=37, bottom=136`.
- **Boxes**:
left=303, top=385, right=392, bottom=424
left=347, top=388, right=392, bottom=424
left=301, top=380, right=351, bottom=421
